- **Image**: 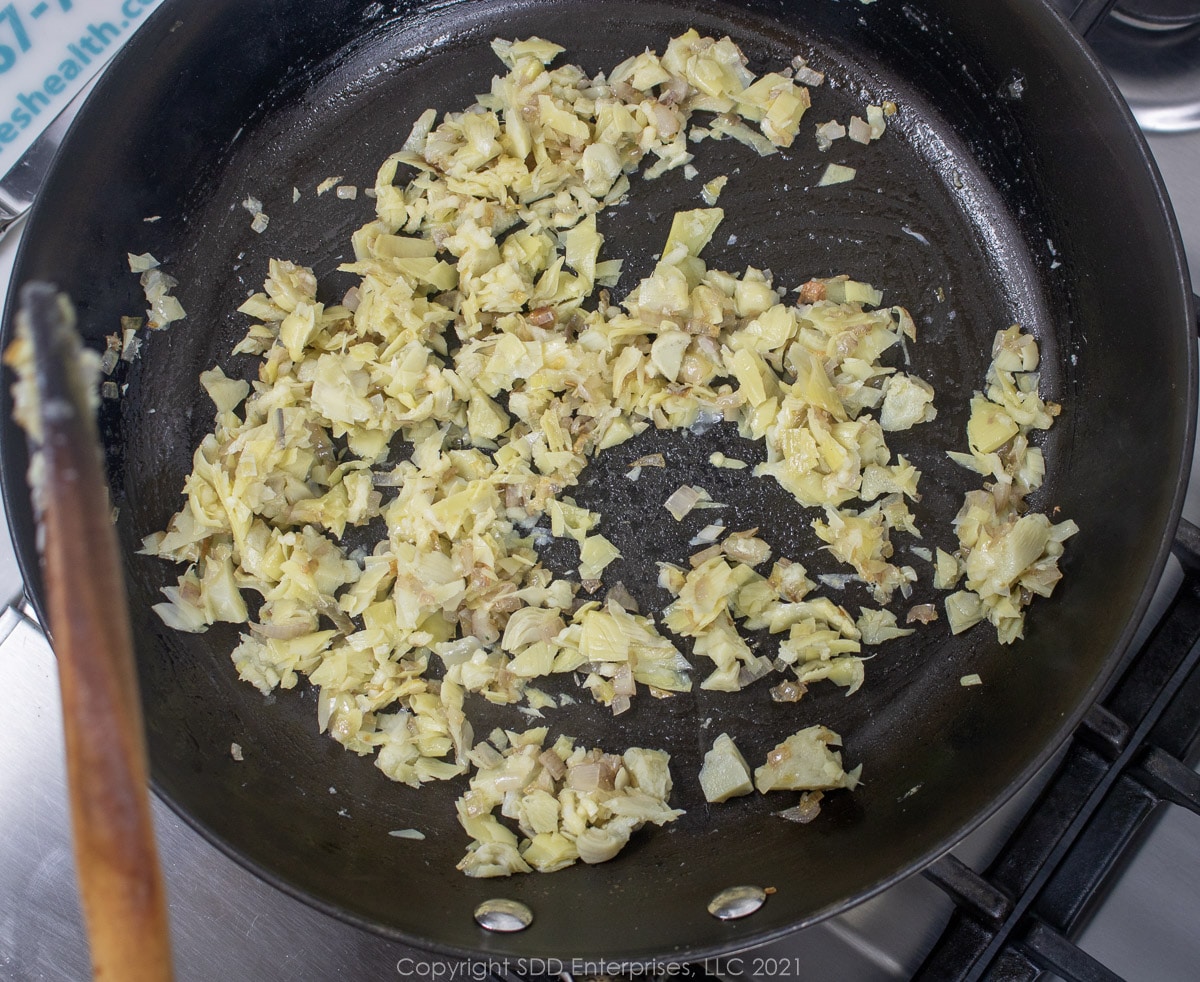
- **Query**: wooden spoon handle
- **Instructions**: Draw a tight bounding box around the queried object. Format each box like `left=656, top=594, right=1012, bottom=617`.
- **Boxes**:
left=18, top=283, right=174, bottom=982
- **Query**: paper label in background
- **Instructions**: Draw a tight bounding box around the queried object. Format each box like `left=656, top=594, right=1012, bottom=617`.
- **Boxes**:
left=0, top=0, right=164, bottom=166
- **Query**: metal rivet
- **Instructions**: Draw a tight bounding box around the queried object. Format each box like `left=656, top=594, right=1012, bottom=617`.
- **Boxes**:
left=474, top=898, right=533, bottom=933
left=707, top=885, right=767, bottom=920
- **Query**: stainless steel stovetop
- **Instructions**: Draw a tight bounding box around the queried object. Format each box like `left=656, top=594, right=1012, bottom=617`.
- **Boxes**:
left=1, top=4, right=1199, bottom=980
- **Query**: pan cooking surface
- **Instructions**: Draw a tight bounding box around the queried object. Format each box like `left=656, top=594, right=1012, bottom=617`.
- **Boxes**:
left=2, top=0, right=1192, bottom=962
left=125, top=0, right=1051, bottom=949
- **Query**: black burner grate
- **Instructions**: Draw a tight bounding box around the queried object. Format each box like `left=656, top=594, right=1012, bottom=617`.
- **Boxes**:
left=1114, top=0, right=1200, bottom=31
left=912, top=517, right=1200, bottom=982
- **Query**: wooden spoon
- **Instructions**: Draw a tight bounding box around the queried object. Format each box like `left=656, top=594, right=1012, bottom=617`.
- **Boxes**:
left=12, top=282, right=174, bottom=982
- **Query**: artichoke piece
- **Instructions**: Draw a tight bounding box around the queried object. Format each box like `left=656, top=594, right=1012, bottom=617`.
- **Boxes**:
left=812, top=497, right=918, bottom=605
left=650, top=330, right=692, bottom=382
left=933, top=548, right=961, bottom=590
left=880, top=374, right=937, bottom=431
left=455, top=731, right=682, bottom=876
left=817, top=164, right=856, bottom=186
left=945, top=590, right=985, bottom=635
left=967, top=395, right=1018, bottom=455
left=946, top=325, right=1076, bottom=642
left=701, top=175, right=728, bottom=205
left=793, top=656, right=865, bottom=695
left=991, top=324, right=1039, bottom=372
left=521, top=832, right=579, bottom=873
left=755, top=725, right=861, bottom=793
left=661, top=207, right=724, bottom=263
left=623, top=747, right=674, bottom=800
left=199, top=366, right=250, bottom=415
left=964, top=513, right=1052, bottom=598
left=700, top=733, right=754, bottom=803
left=575, top=819, right=637, bottom=864
left=458, top=841, right=533, bottom=878
left=709, top=115, right=779, bottom=155
left=579, top=534, right=623, bottom=580
left=822, top=276, right=882, bottom=307
left=490, top=36, right=565, bottom=67
left=856, top=607, right=913, bottom=646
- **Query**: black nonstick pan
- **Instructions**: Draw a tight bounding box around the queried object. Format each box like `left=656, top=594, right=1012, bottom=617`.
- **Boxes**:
left=1, top=0, right=1194, bottom=964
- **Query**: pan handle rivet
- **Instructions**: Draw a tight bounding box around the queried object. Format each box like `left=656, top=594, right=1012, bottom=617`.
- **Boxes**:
left=707, top=885, right=767, bottom=920
left=474, top=898, right=533, bottom=933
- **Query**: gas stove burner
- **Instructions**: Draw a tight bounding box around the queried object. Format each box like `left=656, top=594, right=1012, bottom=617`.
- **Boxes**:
left=1113, top=0, right=1200, bottom=31
left=1089, top=10, right=1200, bottom=132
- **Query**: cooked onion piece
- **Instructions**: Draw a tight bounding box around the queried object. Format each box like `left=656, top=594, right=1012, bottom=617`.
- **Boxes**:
left=777, top=790, right=824, bottom=824
left=664, top=484, right=712, bottom=521
left=701, top=174, right=728, bottom=205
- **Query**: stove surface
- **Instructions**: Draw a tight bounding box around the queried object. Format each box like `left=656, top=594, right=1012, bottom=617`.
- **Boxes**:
left=2, top=4, right=1199, bottom=981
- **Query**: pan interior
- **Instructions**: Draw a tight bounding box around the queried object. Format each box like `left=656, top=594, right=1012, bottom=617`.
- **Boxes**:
left=1, top=0, right=1190, bottom=963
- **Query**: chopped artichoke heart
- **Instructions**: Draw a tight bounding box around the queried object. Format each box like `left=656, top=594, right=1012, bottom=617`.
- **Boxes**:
left=856, top=607, right=913, bottom=646
left=967, top=395, right=1018, bottom=455
left=661, top=208, right=725, bottom=262
left=812, top=497, right=919, bottom=605
left=579, top=534, right=622, bottom=581
left=947, top=326, right=1076, bottom=642
left=755, top=725, right=860, bottom=793
left=945, top=590, right=985, bottom=635
left=455, top=731, right=681, bottom=876
left=199, top=366, right=250, bottom=415
left=664, top=484, right=712, bottom=521
left=699, top=733, right=754, bottom=802
left=133, top=28, right=946, bottom=880
left=823, top=277, right=882, bottom=307
left=933, top=548, right=961, bottom=590
left=817, top=164, right=856, bottom=186
left=880, top=374, right=937, bottom=431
